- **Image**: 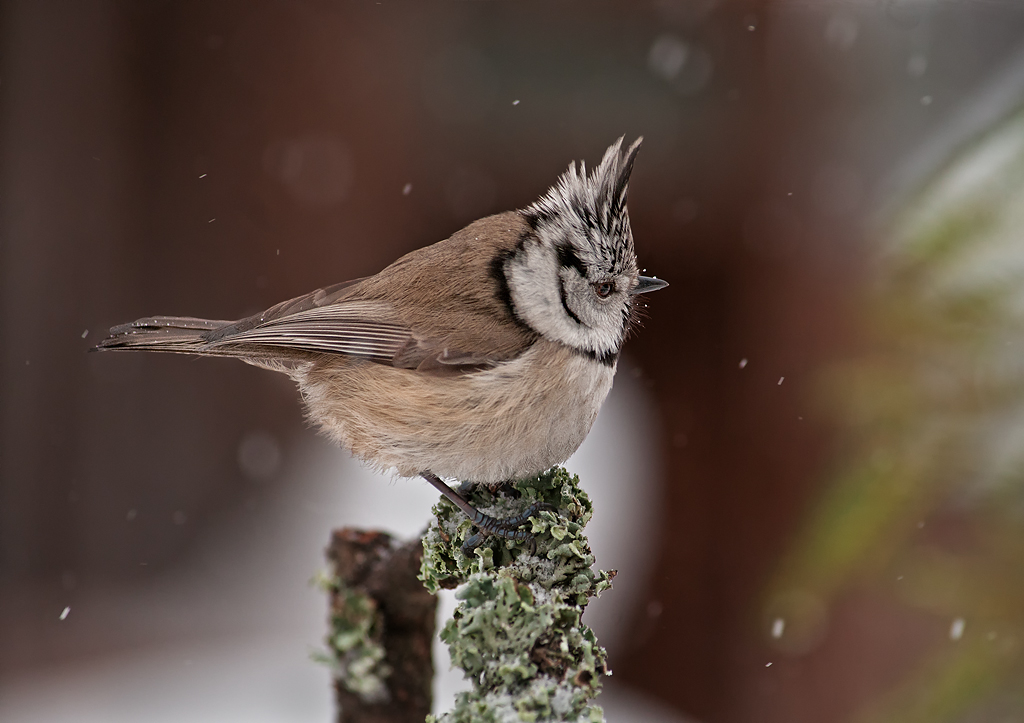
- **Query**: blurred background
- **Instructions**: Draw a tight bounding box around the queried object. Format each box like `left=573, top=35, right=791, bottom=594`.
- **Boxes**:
left=4, top=0, right=1024, bottom=721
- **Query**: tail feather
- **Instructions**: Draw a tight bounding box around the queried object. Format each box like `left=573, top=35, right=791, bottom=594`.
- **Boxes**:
left=94, top=316, right=233, bottom=354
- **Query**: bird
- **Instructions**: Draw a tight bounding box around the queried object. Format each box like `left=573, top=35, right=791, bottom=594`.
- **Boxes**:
left=95, top=136, right=667, bottom=551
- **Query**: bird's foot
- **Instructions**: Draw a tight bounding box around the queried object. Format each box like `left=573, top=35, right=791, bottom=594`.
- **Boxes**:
left=421, top=472, right=554, bottom=556
left=462, top=502, right=556, bottom=555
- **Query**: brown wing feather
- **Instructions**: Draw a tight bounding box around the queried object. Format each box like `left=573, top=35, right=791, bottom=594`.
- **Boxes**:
left=217, top=210, right=539, bottom=371
left=345, top=211, right=538, bottom=364
left=98, top=212, right=538, bottom=372
left=205, top=300, right=410, bottom=363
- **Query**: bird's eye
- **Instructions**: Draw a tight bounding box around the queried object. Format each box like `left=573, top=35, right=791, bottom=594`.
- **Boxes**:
left=594, top=282, right=614, bottom=298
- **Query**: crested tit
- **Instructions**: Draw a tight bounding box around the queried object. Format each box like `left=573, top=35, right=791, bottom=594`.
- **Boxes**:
left=97, top=137, right=667, bottom=549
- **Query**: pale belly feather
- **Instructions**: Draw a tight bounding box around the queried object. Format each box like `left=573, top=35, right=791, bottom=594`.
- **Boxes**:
left=295, top=340, right=615, bottom=483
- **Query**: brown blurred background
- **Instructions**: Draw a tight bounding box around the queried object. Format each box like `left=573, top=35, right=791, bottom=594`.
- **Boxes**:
left=4, top=1, right=1024, bottom=721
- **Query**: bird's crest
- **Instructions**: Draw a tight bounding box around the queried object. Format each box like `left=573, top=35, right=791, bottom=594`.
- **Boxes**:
left=523, top=136, right=642, bottom=275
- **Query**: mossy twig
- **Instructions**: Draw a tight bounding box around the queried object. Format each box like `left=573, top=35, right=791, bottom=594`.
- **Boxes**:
left=420, top=467, right=615, bottom=723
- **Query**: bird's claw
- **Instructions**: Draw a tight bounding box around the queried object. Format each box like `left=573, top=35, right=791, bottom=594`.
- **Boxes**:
left=461, top=502, right=556, bottom=556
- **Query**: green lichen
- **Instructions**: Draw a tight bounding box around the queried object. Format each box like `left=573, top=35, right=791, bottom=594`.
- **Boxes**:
left=420, top=467, right=614, bottom=723
left=320, top=571, right=393, bottom=702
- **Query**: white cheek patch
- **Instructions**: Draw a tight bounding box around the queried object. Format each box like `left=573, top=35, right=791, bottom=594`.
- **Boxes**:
left=506, top=243, right=623, bottom=356
left=509, top=243, right=561, bottom=319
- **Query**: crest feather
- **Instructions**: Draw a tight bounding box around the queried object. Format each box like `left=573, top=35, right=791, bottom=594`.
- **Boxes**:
left=522, top=136, right=642, bottom=274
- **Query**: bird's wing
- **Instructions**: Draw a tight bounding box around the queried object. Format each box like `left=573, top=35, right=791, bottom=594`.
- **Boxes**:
left=209, top=302, right=523, bottom=372
left=185, top=210, right=540, bottom=371
left=203, top=298, right=412, bottom=364
left=203, top=285, right=524, bottom=373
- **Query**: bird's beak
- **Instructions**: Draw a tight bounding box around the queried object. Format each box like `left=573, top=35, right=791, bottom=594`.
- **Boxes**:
left=630, top=275, right=669, bottom=295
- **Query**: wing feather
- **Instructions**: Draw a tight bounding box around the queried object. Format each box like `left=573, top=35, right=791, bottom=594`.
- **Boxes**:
left=99, top=213, right=538, bottom=372
left=204, top=300, right=411, bottom=362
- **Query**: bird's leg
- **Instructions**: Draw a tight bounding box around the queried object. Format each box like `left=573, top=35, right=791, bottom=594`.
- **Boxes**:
left=421, top=472, right=553, bottom=555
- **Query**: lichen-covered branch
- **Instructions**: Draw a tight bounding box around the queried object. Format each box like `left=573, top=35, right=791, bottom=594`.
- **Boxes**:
left=322, top=528, right=437, bottom=723
left=420, top=467, right=615, bottom=723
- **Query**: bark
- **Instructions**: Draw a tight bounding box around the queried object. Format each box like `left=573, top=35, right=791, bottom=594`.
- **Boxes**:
left=326, top=528, right=436, bottom=723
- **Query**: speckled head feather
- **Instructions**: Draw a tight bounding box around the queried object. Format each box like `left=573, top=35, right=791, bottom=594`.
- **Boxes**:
left=522, top=136, right=642, bottom=277
left=498, top=137, right=646, bottom=364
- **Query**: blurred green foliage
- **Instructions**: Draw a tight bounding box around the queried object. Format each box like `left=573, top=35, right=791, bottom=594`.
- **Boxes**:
left=770, top=111, right=1024, bottom=720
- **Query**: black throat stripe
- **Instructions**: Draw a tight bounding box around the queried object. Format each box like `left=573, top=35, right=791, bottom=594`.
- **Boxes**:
left=558, top=276, right=583, bottom=326
left=570, top=345, right=619, bottom=367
